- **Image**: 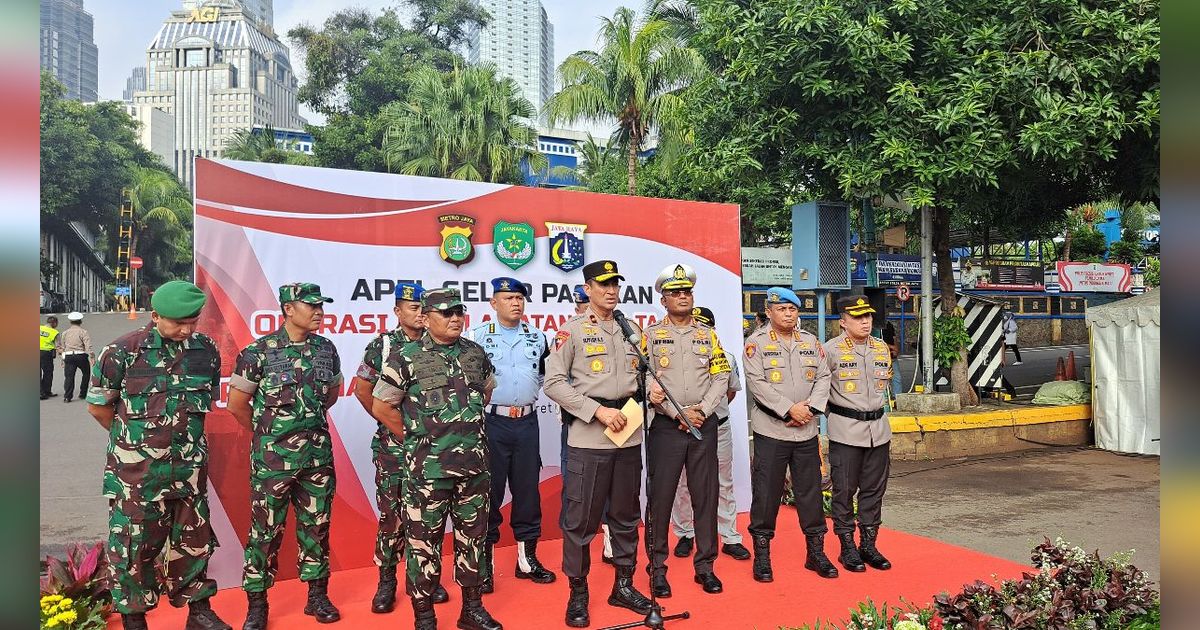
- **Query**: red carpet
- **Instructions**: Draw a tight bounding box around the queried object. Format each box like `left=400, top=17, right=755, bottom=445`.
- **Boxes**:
left=111, top=513, right=1029, bottom=628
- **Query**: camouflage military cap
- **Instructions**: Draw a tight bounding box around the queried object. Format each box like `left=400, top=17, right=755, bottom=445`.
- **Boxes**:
left=151, top=280, right=206, bottom=319
left=422, top=288, right=465, bottom=312
left=279, top=282, right=334, bottom=305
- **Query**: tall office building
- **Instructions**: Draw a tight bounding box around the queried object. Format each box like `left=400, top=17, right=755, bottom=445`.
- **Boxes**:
left=184, top=0, right=272, bottom=30
left=39, top=0, right=99, bottom=102
left=467, top=0, right=554, bottom=114
left=122, top=66, right=147, bottom=102
left=132, top=0, right=305, bottom=187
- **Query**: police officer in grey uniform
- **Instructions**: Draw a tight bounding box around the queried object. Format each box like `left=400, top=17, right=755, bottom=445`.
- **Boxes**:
left=743, top=287, right=837, bottom=582
left=469, top=277, right=556, bottom=593
left=642, top=264, right=730, bottom=597
left=544, top=260, right=654, bottom=628
left=824, top=296, right=894, bottom=572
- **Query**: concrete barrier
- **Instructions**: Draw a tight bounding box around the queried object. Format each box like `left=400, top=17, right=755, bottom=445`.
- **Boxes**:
left=889, top=404, right=1092, bottom=460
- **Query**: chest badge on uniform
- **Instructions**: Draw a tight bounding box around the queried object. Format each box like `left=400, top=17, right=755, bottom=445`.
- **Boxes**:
left=267, top=339, right=278, bottom=349
left=697, top=345, right=709, bottom=355
left=770, top=370, right=782, bottom=383
left=745, top=344, right=757, bottom=358
left=659, top=356, right=670, bottom=368
left=845, top=381, right=857, bottom=393
left=805, top=368, right=817, bottom=381
left=591, top=359, right=605, bottom=372
left=655, top=329, right=670, bottom=339
left=770, top=358, right=779, bottom=366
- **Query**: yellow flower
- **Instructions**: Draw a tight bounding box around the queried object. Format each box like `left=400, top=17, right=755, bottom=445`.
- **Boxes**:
left=58, top=610, right=78, bottom=623
left=45, top=616, right=60, bottom=628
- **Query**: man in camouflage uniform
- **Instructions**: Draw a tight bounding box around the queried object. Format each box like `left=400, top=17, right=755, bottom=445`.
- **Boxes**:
left=86, top=280, right=231, bottom=630
left=352, top=282, right=450, bottom=612
left=824, top=296, right=894, bottom=573
left=227, top=283, right=343, bottom=628
left=371, top=288, right=503, bottom=630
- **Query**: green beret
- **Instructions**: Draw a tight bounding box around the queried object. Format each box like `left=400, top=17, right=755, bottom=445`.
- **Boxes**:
left=151, top=280, right=207, bottom=319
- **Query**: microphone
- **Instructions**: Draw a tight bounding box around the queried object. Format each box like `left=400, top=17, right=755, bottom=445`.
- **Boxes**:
left=612, top=309, right=641, bottom=345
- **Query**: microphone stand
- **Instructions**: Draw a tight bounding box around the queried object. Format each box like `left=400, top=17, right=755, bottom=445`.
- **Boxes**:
left=601, top=310, right=694, bottom=630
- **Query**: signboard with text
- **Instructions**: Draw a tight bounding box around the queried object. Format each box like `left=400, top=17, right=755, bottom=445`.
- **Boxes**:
left=961, top=259, right=1045, bottom=291
left=741, top=247, right=792, bottom=285
left=850, top=253, right=927, bottom=286
left=1056, top=261, right=1132, bottom=293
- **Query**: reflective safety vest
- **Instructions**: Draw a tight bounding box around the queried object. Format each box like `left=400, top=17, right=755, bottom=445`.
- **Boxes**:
left=39, top=325, right=59, bottom=351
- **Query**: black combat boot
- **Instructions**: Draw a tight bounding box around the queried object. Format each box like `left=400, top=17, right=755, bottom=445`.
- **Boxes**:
left=837, top=531, right=867, bottom=572
left=803, top=534, right=839, bottom=578
left=184, top=598, right=232, bottom=630
left=565, top=576, right=590, bottom=628
left=371, top=565, right=398, bottom=613
left=457, top=586, right=503, bottom=630
left=859, top=525, right=893, bottom=570
left=412, top=596, right=437, bottom=630
left=122, top=613, right=148, bottom=630
left=432, top=581, right=450, bottom=604
left=515, top=539, right=556, bottom=583
left=303, top=577, right=341, bottom=623
left=241, top=591, right=268, bottom=630
left=751, top=534, right=773, bottom=583
left=480, top=544, right=495, bottom=594
left=607, top=565, right=652, bottom=614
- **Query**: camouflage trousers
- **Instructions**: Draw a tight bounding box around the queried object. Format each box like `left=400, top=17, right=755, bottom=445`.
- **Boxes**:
left=373, top=446, right=406, bottom=568
left=242, top=464, right=335, bottom=592
left=106, top=494, right=218, bottom=614
left=403, top=472, right=489, bottom=599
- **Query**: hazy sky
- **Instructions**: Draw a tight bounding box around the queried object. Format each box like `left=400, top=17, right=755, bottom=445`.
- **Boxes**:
left=89, top=0, right=635, bottom=126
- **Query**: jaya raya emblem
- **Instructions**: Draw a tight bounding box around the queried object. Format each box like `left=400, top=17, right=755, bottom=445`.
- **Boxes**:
left=546, top=221, right=586, bottom=272
left=439, top=214, right=476, bottom=267
left=493, top=221, right=535, bottom=270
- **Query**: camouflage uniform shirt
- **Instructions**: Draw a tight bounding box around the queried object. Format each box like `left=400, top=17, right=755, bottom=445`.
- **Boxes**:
left=86, top=323, right=221, bottom=502
left=230, top=327, right=342, bottom=471
left=372, top=332, right=495, bottom=479
left=357, top=329, right=417, bottom=458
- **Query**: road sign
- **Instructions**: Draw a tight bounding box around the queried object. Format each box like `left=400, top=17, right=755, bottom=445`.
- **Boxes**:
left=114, top=286, right=131, bottom=296
left=130, top=256, right=144, bottom=269
left=897, top=283, right=912, bottom=302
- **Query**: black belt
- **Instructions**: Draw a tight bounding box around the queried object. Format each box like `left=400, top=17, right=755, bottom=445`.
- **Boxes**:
left=827, top=403, right=886, bottom=421
left=755, top=400, right=826, bottom=422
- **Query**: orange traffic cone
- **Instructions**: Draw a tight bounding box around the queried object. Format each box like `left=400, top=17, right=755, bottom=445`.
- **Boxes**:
left=1065, top=350, right=1077, bottom=381
left=1054, top=357, right=1066, bottom=381
left=127, top=299, right=138, bottom=320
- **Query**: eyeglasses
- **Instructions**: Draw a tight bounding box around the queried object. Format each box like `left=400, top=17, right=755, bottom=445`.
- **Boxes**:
left=430, top=307, right=466, bottom=318
left=664, top=288, right=693, bottom=297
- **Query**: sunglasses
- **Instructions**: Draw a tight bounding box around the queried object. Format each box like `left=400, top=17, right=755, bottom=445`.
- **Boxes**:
left=664, top=288, right=693, bottom=297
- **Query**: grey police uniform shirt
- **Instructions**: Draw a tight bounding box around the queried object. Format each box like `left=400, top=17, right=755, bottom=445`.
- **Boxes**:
left=823, top=332, right=892, bottom=447
left=642, top=319, right=731, bottom=427
left=543, top=311, right=642, bottom=450
left=743, top=326, right=831, bottom=442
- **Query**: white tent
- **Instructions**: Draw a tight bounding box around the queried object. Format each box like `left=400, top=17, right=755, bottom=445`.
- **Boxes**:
left=1085, top=289, right=1160, bottom=455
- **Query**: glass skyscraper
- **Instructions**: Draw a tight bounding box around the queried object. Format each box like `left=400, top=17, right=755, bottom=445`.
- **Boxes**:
left=467, top=0, right=555, bottom=115
left=40, top=0, right=99, bottom=102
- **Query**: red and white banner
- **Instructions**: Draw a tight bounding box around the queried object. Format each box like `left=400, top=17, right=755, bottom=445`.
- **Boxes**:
left=1056, top=261, right=1132, bottom=293
left=192, top=159, right=745, bottom=587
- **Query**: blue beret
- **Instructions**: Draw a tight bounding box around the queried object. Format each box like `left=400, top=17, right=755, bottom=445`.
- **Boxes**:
left=491, top=277, right=529, bottom=297
left=572, top=285, right=589, bottom=304
left=766, top=287, right=802, bottom=308
left=395, top=282, right=424, bottom=302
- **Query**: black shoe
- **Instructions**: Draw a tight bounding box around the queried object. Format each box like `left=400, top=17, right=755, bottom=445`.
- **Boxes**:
left=673, top=536, right=694, bottom=558
left=412, top=597, right=437, bottom=630
left=457, top=586, right=503, bottom=630
left=480, top=544, right=495, bottom=594
left=122, top=613, right=148, bottom=630
left=859, top=525, right=893, bottom=570
left=693, top=572, right=723, bottom=594
left=650, top=573, right=672, bottom=598
left=303, top=577, right=341, bottom=623
left=804, top=534, right=839, bottom=579
left=40, top=394, right=50, bottom=400
left=837, top=532, right=866, bottom=572
left=185, top=598, right=232, bottom=630
left=565, top=577, right=589, bottom=628
left=721, top=542, right=751, bottom=560
left=242, top=591, right=268, bottom=630
left=515, top=540, right=557, bottom=584
left=608, top=565, right=652, bottom=615
left=432, top=582, right=450, bottom=604
left=371, top=565, right=398, bottom=613
left=63, top=396, right=72, bottom=403
left=751, top=534, right=773, bottom=583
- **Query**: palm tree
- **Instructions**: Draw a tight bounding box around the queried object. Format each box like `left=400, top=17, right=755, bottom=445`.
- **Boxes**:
left=223, top=126, right=293, bottom=163
left=545, top=134, right=617, bottom=189
left=545, top=7, right=707, bottom=195
left=124, top=166, right=192, bottom=288
left=380, top=64, right=547, bottom=183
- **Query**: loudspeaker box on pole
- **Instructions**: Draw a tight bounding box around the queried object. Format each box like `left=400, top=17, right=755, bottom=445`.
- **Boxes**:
left=791, top=201, right=851, bottom=290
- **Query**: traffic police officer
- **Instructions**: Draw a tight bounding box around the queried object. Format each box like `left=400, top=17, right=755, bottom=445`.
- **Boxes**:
left=86, top=280, right=230, bottom=630
left=40, top=315, right=60, bottom=399
left=353, top=282, right=450, bottom=612
left=469, top=277, right=556, bottom=593
left=544, top=260, right=654, bottom=628
left=671, top=306, right=752, bottom=563
left=227, top=283, right=343, bottom=628
left=743, top=287, right=837, bottom=582
left=642, top=264, right=730, bottom=597
left=372, top=288, right=502, bottom=630
left=824, top=296, right=894, bottom=572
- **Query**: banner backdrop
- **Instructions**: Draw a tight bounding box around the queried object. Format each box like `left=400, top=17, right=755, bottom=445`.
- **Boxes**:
left=192, top=159, right=745, bottom=587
